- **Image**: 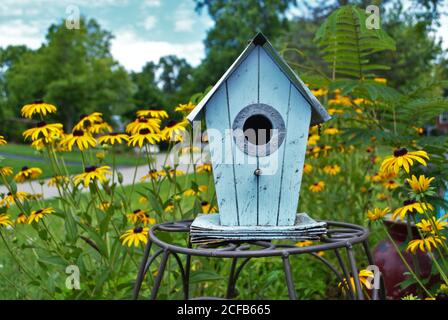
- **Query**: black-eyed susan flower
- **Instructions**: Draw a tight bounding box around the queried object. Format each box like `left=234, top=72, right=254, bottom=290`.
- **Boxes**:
left=367, top=207, right=390, bottom=222
left=139, top=196, right=148, bottom=204
left=197, top=163, right=212, bottom=173
left=15, top=213, right=27, bottom=225
left=89, top=121, right=113, bottom=135
left=406, top=175, right=434, bottom=193
left=174, top=102, right=195, bottom=113
left=120, top=226, right=149, bottom=247
left=21, top=100, right=57, bottom=119
left=323, top=164, right=341, bottom=175
left=383, top=180, right=399, bottom=190
left=307, top=134, right=320, bottom=146
left=0, top=191, right=29, bottom=208
left=140, top=169, right=163, bottom=182
left=339, top=269, right=374, bottom=292
left=392, top=199, right=434, bottom=220
left=31, top=138, right=46, bottom=151
left=28, top=207, right=54, bottom=224
left=161, top=120, right=189, bottom=142
left=14, top=166, right=42, bottom=183
left=184, top=185, right=207, bottom=196
left=0, top=166, right=13, bottom=177
left=126, top=117, right=161, bottom=135
left=0, top=135, right=7, bottom=145
left=162, top=168, right=185, bottom=177
left=407, top=235, right=446, bottom=254
left=63, top=129, right=97, bottom=151
left=309, top=181, right=325, bottom=193
left=127, top=209, right=146, bottom=224
left=295, top=240, right=313, bottom=247
left=164, top=202, right=174, bottom=212
left=74, top=166, right=111, bottom=187
left=323, top=127, right=340, bottom=135
left=303, top=163, right=313, bottom=174
left=98, top=133, right=129, bottom=145
left=140, top=213, right=156, bottom=226
left=97, top=201, right=111, bottom=212
left=137, top=109, right=169, bottom=119
left=23, top=121, right=63, bottom=142
left=201, top=201, right=217, bottom=213
left=47, top=175, right=69, bottom=187
left=311, top=88, right=328, bottom=97
left=416, top=217, right=447, bottom=234
left=128, top=128, right=162, bottom=148
left=380, top=148, right=429, bottom=174
left=0, top=214, right=13, bottom=228
left=73, top=112, right=103, bottom=131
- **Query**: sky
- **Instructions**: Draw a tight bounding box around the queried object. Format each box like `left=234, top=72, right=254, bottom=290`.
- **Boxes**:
left=0, top=0, right=214, bottom=71
left=0, top=0, right=447, bottom=72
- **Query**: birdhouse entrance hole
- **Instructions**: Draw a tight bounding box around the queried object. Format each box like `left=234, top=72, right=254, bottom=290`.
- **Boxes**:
left=232, top=103, right=286, bottom=157
left=243, top=114, right=273, bottom=145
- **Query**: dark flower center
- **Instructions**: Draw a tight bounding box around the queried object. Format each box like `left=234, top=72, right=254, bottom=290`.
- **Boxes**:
left=313, top=183, right=319, bottom=186
left=394, top=148, right=408, bottom=157
left=109, top=132, right=118, bottom=136
left=35, top=209, right=43, bottom=214
left=388, top=180, right=395, bottom=184
left=201, top=201, right=209, bottom=206
left=33, top=99, right=44, bottom=104
left=7, top=192, right=11, bottom=196
left=21, top=166, right=29, bottom=171
left=134, top=227, right=143, bottom=233
left=167, top=120, right=177, bottom=128
left=150, top=169, right=157, bottom=173
left=403, top=199, right=417, bottom=206
left=138, top=118, right=148, bottom=123
left=139, top=128, right=151, bottom=135
left=85, top=166, right=97, bottom=173
left=37, top=121, right=46, bottom=128
left=80, top=114, right=88, bottom=120
left=73, top=130, right=85, bottom=137
left=133, top=209, right=141, bottom=214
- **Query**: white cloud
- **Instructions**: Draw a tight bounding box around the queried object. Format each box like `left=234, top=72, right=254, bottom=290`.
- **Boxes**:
left=173, top=3, right=195, bottom=32
left=0, top=19, right=44, bottom=49
left=142, top=16, right=157, bottom=30
left=142, top=0, right=161, bottom=7
left=111, top=29, right=204, bottom=71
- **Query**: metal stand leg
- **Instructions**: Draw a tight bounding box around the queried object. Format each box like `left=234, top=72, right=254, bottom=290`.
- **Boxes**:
left=282, top=253, right=297, bottom=300
left=334, top=248, right=355, bottom=300
left=226, top=258, right=238, bottom=299
left=150, top=249, right=170, bottom=300
left=346, top=244, right=363, bottom=300
left=133, top=240, right=152, bottom=300
left=362, top=240, right=383, bottom=300
left=185, top=238, right=192, bottom=300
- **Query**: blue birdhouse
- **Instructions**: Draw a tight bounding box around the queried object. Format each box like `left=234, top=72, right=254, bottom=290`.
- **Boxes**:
left=188, top=33, right=330, bottom=240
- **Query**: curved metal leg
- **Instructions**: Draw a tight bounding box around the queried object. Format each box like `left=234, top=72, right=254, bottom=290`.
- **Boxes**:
left=362, top=240, right=383, bottom=300
left=226, top=258, right=238, bottom=299
left=150, top=249, right=170, bottom=300
left=282, top=253, right=297, bottom=300
left=171, top=252, right=189, bottom=300
left=334, top=248, right=355, bottom=300
left=185, top=238, right=192, bottom=300
left=346, top=245, right=363, bottom=300
left=133, top=240, right=152, bottom=299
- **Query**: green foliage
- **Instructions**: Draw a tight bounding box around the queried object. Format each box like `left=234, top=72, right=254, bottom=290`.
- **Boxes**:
left=315, top=5, right=396, bottom=79
left=4, top=18, right=134, bottom=131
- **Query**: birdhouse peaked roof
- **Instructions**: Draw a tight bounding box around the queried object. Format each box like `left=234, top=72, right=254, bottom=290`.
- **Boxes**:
left=187, top=32, right=331, bottom=126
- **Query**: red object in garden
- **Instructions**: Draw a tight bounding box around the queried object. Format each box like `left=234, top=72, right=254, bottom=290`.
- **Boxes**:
left=373, top=219, right=434, bottom=299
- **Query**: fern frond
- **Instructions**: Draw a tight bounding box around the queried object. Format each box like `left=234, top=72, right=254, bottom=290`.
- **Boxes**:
left=315, top=5, right=396, bottom=80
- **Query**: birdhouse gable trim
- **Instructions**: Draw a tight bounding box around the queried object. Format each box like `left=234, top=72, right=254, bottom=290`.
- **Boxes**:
left=187, top=32, right=331, bottom=126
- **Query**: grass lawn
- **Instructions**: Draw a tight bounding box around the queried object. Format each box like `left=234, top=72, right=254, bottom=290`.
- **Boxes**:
left=0, top=143, right=145, bottom=182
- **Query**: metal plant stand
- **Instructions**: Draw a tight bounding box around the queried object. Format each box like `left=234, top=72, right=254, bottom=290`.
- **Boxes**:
left=133, top=219, right=384, bottom=300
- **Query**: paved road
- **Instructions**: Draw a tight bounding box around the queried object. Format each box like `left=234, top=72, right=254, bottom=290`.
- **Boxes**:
left=0, top=153, right=194, bottom=199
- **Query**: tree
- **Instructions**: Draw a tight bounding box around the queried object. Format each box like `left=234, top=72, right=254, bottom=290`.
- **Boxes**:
left=192, top=0, right=297, bottom=91
left=4, top=18, right=134, bottom=133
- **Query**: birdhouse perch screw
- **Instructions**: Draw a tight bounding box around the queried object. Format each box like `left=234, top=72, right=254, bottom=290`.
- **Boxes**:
left=254, top=168, right=262, bottom=176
